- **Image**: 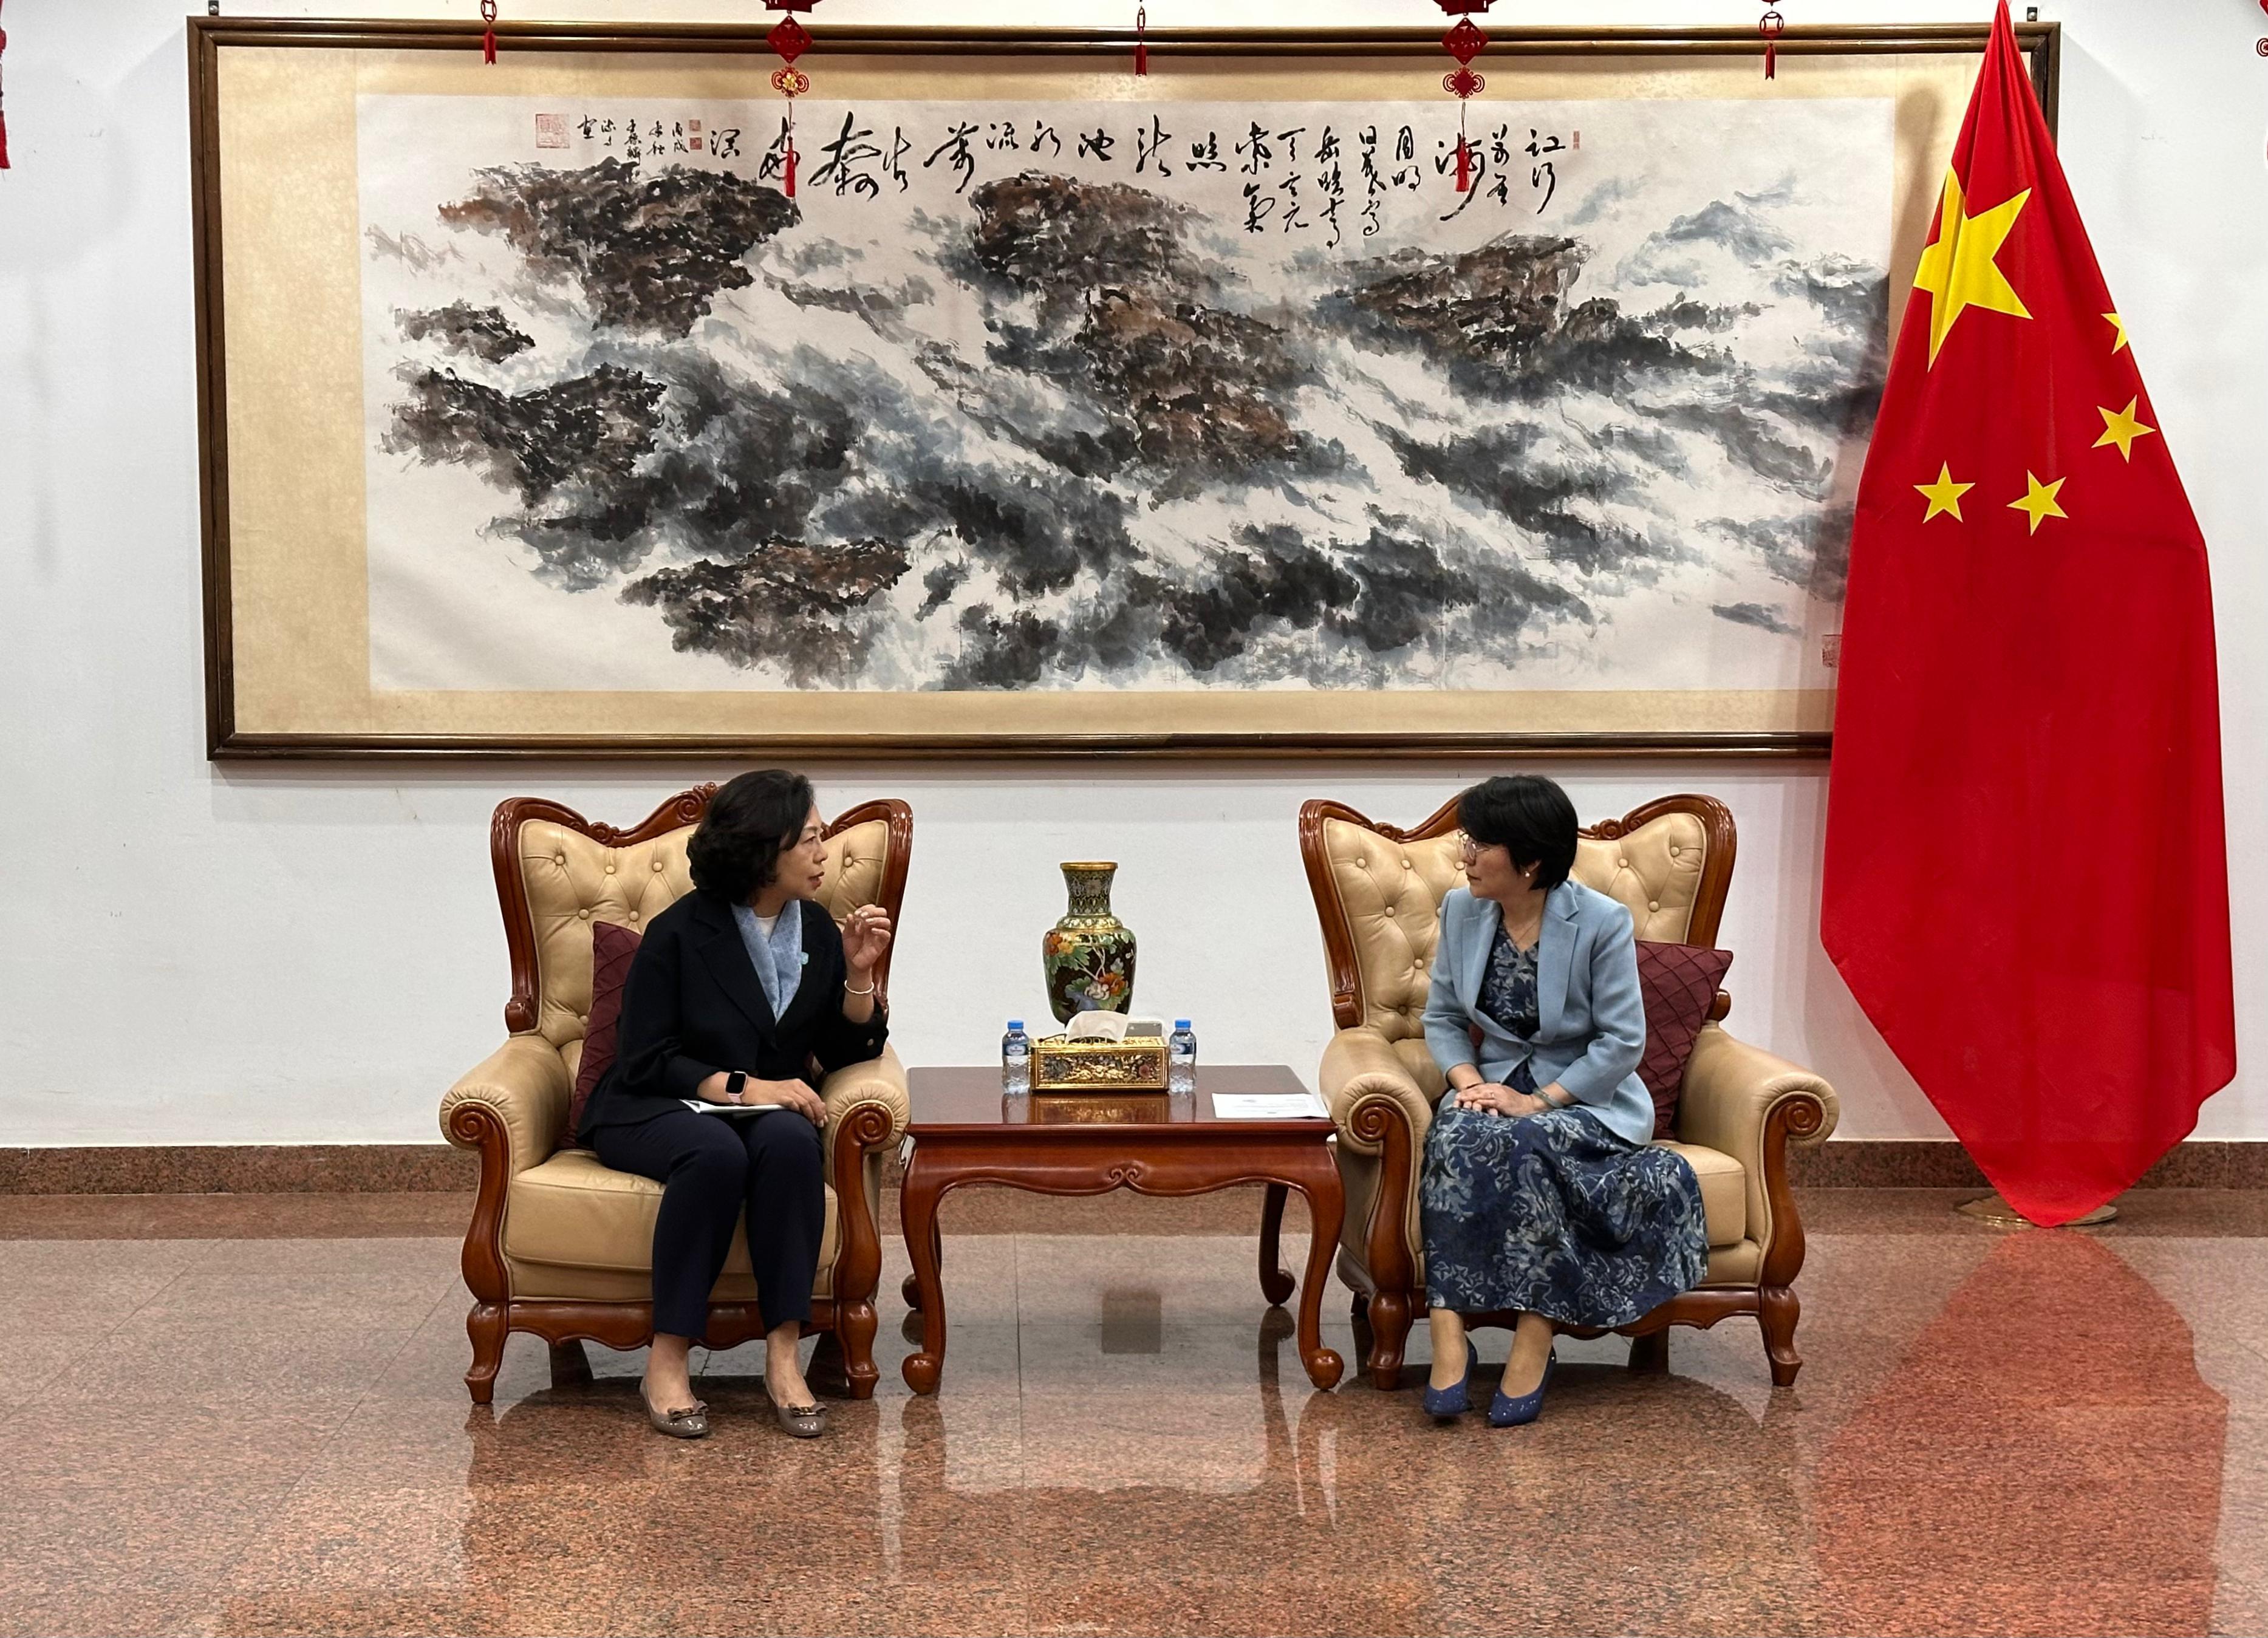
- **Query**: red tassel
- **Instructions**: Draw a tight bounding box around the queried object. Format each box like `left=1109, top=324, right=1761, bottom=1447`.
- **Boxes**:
left=785, top=143, right=798, bottom=198
left=1134, top=7, right=1148, bottom=75
left=480, top=0, right=497, bottom=64
left=1135, top=41, right=1148, bottom=75
left=1764, top=41, right=1777, bottom=79
left=0, top=112, right=10, bottom=172
left=1455, top=137, right=1470, bottom=193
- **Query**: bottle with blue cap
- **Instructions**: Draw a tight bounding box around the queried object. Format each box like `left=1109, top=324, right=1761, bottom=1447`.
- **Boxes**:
left=1167, top=1020, right=1197, bottom=1095
left=1001, top=1020, right=1032, bottom=1097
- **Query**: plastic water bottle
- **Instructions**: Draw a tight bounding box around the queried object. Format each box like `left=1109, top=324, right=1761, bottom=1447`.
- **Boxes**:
left=1167, top=1020, right=1197, bottom=1095
left=1002, top=1020, right=1032, bottom=1097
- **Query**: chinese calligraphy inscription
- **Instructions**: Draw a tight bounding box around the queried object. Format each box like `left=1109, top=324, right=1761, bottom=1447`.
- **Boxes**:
left=358, top=94, right=1891, bottom=699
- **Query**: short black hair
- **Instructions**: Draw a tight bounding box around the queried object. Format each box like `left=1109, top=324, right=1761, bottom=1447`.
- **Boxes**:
left=1457, top=774, right=1579, bottom=892
left=688, top=770, right=818, bottom=902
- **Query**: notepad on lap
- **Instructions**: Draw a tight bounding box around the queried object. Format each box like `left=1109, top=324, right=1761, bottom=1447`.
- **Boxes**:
left=681, top=1101, right=787, bottom=1115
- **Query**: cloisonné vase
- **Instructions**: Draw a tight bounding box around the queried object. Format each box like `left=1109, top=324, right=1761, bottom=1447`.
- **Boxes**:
left=1042, top=862, right=1138, bottom=1024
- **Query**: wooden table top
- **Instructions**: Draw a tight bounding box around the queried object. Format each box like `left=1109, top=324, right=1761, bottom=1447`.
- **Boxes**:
left=906, top=1064, right=1330, bottom=1136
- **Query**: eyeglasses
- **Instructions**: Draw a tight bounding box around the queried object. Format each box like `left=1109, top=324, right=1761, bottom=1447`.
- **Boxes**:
left=1453, top=831, right=1492, bottom=860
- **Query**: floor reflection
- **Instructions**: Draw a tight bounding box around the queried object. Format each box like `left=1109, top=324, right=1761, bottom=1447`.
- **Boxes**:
left=1, top=1195, right=2261, bottom=1636
left=1814, top=1230, right=2226, bottom=1637
left=900, top=1309, right=1427, bottom=1635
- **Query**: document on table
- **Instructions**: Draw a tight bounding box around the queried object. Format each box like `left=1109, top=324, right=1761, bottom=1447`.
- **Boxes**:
left=682, top=1101, right=786, bottom=1116
left=1210, top=1092, right=1330, bottom=1121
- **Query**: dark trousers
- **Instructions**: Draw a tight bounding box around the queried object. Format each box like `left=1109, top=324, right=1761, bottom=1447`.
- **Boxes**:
left=593, top=1106, right=826, bottom=1339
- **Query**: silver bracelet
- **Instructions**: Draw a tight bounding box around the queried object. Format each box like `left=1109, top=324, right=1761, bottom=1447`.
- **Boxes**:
left=843, top=978, right=876, bottom=997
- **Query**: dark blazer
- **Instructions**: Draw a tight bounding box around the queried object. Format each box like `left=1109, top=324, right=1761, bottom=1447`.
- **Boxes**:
left=578, top=889, right=889, bottom=1138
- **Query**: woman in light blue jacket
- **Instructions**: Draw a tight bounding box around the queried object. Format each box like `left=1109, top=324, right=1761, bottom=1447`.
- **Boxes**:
left=1419, top=776, right=1706, bottom=1428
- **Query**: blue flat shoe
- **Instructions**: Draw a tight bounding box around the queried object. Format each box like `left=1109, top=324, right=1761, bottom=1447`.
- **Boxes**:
left=1488, top=1348, right=1557, bottom=1428
left=1421, top=1340, right=1481, bottom=1420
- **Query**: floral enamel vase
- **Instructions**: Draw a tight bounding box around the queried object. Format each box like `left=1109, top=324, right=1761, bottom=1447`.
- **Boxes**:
left=1042, top=862, right=1137, bottom=1023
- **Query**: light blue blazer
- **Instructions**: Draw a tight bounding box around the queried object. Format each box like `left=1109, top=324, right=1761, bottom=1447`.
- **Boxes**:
left=1423, top=880, right=1655, bottom=1147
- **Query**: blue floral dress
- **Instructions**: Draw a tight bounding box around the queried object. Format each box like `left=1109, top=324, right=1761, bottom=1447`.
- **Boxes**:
left=1419, top=923, right=1707, bottom=1327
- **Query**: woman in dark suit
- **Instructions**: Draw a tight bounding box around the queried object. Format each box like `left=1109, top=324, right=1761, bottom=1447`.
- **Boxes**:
left=578, top=770, right=893, bottom=1441
left=1419, top=775, right=1707, bottom=1428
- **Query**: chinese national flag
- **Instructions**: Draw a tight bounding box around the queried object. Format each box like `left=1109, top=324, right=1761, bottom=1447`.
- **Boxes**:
left=1822, top=1, right=2235, bottom=1225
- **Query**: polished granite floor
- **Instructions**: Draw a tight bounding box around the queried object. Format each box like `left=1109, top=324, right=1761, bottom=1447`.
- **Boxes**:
left=1, top=1188, right=2263, bottom=1637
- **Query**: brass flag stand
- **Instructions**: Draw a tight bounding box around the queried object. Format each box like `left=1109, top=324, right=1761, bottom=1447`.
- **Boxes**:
left=1956, top=1195, right=2118, bottom=1228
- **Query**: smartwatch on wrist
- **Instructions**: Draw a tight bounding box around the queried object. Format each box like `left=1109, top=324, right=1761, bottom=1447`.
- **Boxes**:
left=725, top=1071, right=747, bottom=1102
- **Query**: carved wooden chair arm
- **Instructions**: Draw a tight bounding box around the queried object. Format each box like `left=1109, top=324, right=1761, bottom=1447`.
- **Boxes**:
left=816, top=1046, right=906, bottom=1325
left=440, top=1034, right=571, bottom=1311
left=819, top=1044, right=910, bottom=1152
left=1678, top=1023, right=1838, bottom=1272
left=1320, top=1026, right=1436, bottom=1158
left=1319, top=1025, right=1437, bottom=1305
left=439, top=1034, right=572, bottom=1174
left=1678, top=1026, right=1839, bottom=1157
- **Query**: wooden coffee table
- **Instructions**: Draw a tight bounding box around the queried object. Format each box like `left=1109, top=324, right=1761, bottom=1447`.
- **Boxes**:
left=898, top=1065, right=1346, bottom=1393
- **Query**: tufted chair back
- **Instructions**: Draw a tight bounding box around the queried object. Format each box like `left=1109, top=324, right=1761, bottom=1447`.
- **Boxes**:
left=1299, top=794, right=1737, bottom=1053
left=492, top=787, right=914, bottom=1073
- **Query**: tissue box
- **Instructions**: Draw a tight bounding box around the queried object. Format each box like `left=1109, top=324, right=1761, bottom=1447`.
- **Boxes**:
left=1031, top=1032, right=1169, bottom=1093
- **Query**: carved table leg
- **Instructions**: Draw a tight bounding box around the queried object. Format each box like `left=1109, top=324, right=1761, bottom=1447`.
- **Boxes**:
left=901, top=1162, right=949, bottom=1394
left=1259, top=1182, right=1295, bottom=1307
left=1290, top=1162, right=1345, bottom=1391
left=901, top=1214, right=943, bottom=1312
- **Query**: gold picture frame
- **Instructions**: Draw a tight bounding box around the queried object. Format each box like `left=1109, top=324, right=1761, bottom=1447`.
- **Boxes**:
left=190, top=18, right=2058, bottom=760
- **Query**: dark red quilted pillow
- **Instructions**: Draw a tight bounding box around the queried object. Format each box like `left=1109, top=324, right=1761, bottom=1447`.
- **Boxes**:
left=1634, top=941, right=1734, bottom=1140
left=567, top=920, right=642, bottom=1147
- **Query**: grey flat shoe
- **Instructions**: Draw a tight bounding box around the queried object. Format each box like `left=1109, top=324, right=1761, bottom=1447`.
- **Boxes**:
left=774, top=1398, right=827, bottom=1439
left=640, top=1380, right=710, bottom=1439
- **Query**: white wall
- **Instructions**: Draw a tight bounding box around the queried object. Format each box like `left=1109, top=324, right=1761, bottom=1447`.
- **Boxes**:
left=2, top=0, right=2263, bottom=1145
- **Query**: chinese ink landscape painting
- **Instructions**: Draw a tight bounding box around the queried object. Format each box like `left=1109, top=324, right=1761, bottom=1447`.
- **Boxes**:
left=355, top=91, right=1891, bottom=706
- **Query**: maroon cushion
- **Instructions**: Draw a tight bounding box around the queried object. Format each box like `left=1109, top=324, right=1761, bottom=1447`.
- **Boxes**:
left=567, top=920, right=643, bottom=1147
left=1634, top=941, right=1734, bottom=1141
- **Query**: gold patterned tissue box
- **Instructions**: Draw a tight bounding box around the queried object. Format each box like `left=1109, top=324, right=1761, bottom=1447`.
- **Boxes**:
left=1031, top=1032, right=1169, bottom=1093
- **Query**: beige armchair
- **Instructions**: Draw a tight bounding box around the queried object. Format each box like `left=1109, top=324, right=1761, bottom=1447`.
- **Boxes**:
left=1297, top=793, right=1838, bottom=1388
left=441, top=785, right=913, bottom=1404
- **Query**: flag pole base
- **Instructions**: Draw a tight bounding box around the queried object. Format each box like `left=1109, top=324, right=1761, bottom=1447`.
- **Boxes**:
left=1956, top=1193, right=2118, bottom=1229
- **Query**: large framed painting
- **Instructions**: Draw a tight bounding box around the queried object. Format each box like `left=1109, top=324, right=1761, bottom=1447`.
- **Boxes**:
left=189, top=18, right=2058, bottom=759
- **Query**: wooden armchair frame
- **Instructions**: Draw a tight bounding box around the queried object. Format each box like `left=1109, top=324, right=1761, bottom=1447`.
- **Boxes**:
left=1297, top=792, right=1836, bottom=1388
left=444, top=785, right=914, bottom=1403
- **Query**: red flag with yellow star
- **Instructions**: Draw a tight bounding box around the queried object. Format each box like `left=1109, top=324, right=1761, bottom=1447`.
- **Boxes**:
left=1822, top=1, right=2234, bottom=1226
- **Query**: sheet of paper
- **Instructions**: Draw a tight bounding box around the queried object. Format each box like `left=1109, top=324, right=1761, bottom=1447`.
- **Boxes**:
left=681, top=1101, right=786, bottom=1115
left=1210, top=1092, right=1330, bottom=1121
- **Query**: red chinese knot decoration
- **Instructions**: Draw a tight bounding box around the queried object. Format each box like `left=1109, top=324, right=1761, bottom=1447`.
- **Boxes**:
left=768, top=1, right=822, bottom=198
left=480, top=0, right=497, bottom=66
left=1435, top=0, right=1493, bottom=193
left=1760, top=6, right=1786, bottom=81
left=1135, top=6, right=1149, bottom=78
